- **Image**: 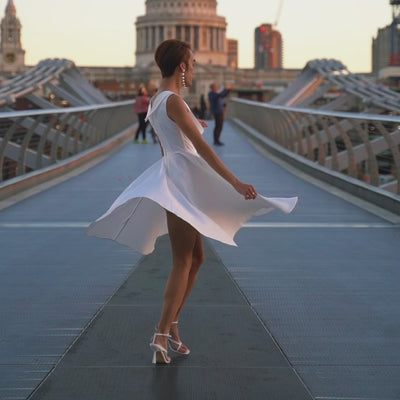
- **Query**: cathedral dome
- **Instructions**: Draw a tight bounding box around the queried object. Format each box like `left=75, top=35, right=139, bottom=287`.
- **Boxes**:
left=136, top=0, right=227, bottom=68
left=144, top=0, right=218, bottom=15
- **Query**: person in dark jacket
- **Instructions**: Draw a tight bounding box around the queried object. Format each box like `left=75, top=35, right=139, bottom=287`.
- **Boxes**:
left=208, top=83, right=231, bottom=146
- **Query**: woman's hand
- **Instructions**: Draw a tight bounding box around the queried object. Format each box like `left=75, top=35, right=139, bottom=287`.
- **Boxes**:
left=198, top=119, right=208, bottom=128
left=233, top=181, right=258, bottom=200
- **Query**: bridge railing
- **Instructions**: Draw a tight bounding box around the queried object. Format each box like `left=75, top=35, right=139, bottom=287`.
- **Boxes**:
left=229, top=98, right=400, bottom=196
left=0, top=100, right=136, bottom=182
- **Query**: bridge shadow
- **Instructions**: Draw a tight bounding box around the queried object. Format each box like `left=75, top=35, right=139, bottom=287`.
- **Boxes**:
left=0, top=121, right=399, bottom=400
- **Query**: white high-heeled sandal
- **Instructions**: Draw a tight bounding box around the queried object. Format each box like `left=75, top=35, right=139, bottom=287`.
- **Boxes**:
left=168, top=321, right=190, bottom=355
left=149, top=332, right=171, bottom=364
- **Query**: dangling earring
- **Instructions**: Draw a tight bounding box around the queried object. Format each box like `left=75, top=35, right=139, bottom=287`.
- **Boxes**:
left=181, top=70, right=186, bottom=87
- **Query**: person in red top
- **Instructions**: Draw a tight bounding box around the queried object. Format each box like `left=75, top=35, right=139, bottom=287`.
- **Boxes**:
left=134, top=88, right=150, bottom=143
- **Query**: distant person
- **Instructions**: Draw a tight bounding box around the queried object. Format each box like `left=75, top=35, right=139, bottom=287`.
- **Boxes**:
left=134, top=88, right=150, bottom=144
left=208, top=82, right=231, bottom=146
left=199, top=94, right=207, bottom=119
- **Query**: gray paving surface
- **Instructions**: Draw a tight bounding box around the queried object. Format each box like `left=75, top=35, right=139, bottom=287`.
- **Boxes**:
left=27, top=236, right=312, bottom=400
left=0, top=120, right=399, bottom=399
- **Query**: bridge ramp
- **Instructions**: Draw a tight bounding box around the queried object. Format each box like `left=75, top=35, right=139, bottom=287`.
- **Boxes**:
left=0, top=121, right=399, bottom=399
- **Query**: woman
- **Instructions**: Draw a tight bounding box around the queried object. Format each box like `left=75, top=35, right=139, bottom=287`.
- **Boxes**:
left=87, top=39, right=297, bottom=365
left=133, top=87, right=150, bottom=143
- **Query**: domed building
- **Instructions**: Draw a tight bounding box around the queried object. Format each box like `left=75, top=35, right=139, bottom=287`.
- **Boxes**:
left=82, top=0, right=298, bottom=105
left=129, top=0, right=299, bottom=107
left=133, top=0, right=234, bottom=107
left=135, top=0, right=228, bottom=68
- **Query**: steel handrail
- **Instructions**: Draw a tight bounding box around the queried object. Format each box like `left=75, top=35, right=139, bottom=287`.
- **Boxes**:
left=230, top=98, right=400, bottom=195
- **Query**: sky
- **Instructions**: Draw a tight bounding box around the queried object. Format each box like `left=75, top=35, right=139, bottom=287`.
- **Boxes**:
left=9, top=0, right=392, bottom=73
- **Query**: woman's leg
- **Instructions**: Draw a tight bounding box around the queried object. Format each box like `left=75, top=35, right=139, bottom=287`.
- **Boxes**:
left=138, top=114, right=147, bottom=140
left=169, top=231, right=205, bottom=351
left=174, top=232, right=204, bottom=320
left=134, top=116, right=141, bottom=140
left=143, top=122, right=149, bottom=141
left=154, top=212, right=199, bottom=350
left=213, top=113, right=223, bottom=143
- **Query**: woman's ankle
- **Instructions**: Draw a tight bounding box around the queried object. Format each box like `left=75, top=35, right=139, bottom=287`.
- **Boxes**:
left=154, top=333, right=168, bottom=348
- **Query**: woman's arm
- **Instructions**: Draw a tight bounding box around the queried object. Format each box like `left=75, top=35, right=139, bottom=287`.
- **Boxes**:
left=166, top=94, right=257, bottom=200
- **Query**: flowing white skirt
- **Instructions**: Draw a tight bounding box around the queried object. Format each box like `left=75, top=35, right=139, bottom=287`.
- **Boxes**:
left=87, top=150, right=298, bottom=254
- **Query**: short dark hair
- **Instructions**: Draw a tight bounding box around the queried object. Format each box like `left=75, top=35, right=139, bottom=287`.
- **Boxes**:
left=154, top=39, right=191, bottom=78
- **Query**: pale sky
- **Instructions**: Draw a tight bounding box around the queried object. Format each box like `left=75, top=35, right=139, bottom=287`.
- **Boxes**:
left=9, top=0, right=392, bottom=73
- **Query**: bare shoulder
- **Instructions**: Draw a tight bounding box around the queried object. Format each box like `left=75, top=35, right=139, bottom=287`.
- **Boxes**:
left=166, top=93, right=185, bottom=108
left=166, top=93, right=189, bottom=120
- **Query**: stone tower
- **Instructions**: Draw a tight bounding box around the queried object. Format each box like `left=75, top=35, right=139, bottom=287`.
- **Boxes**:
left=0, top=0, right=25, bottom=74
left=135, top=0, right=228, bottom=67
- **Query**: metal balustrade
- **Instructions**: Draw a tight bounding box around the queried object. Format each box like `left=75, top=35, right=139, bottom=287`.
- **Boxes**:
left=229, top=98, right=400, bottom=196
left=0, top=100, right=136, bottom=182
left=2, top=92, right=399, bottom=214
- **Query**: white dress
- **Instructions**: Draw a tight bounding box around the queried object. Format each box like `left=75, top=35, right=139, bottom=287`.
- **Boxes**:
left=87, top=91, right=298, bottom=255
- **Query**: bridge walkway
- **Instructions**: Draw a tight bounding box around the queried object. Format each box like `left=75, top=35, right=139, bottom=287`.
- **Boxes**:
left=0, top=120, right=399, bottom=400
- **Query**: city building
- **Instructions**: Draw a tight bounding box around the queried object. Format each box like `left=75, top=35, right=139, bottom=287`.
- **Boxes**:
left=0, top=0, right=25, bottom=75
left=372, top=25, right=395, bottom=74
left=79, top=66, right=138, bottom=100
left=254, top=24, right=283, bottom=70
left=373, top=0, right=400, bottom=88
left=0, top=0, right=299, bottom=105
left=227, top=38, right=238, bottom=69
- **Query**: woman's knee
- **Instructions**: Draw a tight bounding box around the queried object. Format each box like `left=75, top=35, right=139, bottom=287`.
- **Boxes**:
left=172, top=253, right=193, bottom=272
left=191, top=251, right=205, bottom=271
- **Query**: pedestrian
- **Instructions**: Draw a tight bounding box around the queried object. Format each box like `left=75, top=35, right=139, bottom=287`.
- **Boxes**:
left=208, top=82, right=231, bottom=146
left=133, top=87, right=150, bottom=143
left=86, top=39, right=298, bottom=365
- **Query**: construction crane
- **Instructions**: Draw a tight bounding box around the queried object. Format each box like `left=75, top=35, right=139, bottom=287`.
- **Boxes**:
left=390, top=0, right=400, bottom=65
left=273, top=0, right=285, bottom=28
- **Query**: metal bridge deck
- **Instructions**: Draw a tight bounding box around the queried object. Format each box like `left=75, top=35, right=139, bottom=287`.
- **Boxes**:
left=0, top=120, right=399, bottom=400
